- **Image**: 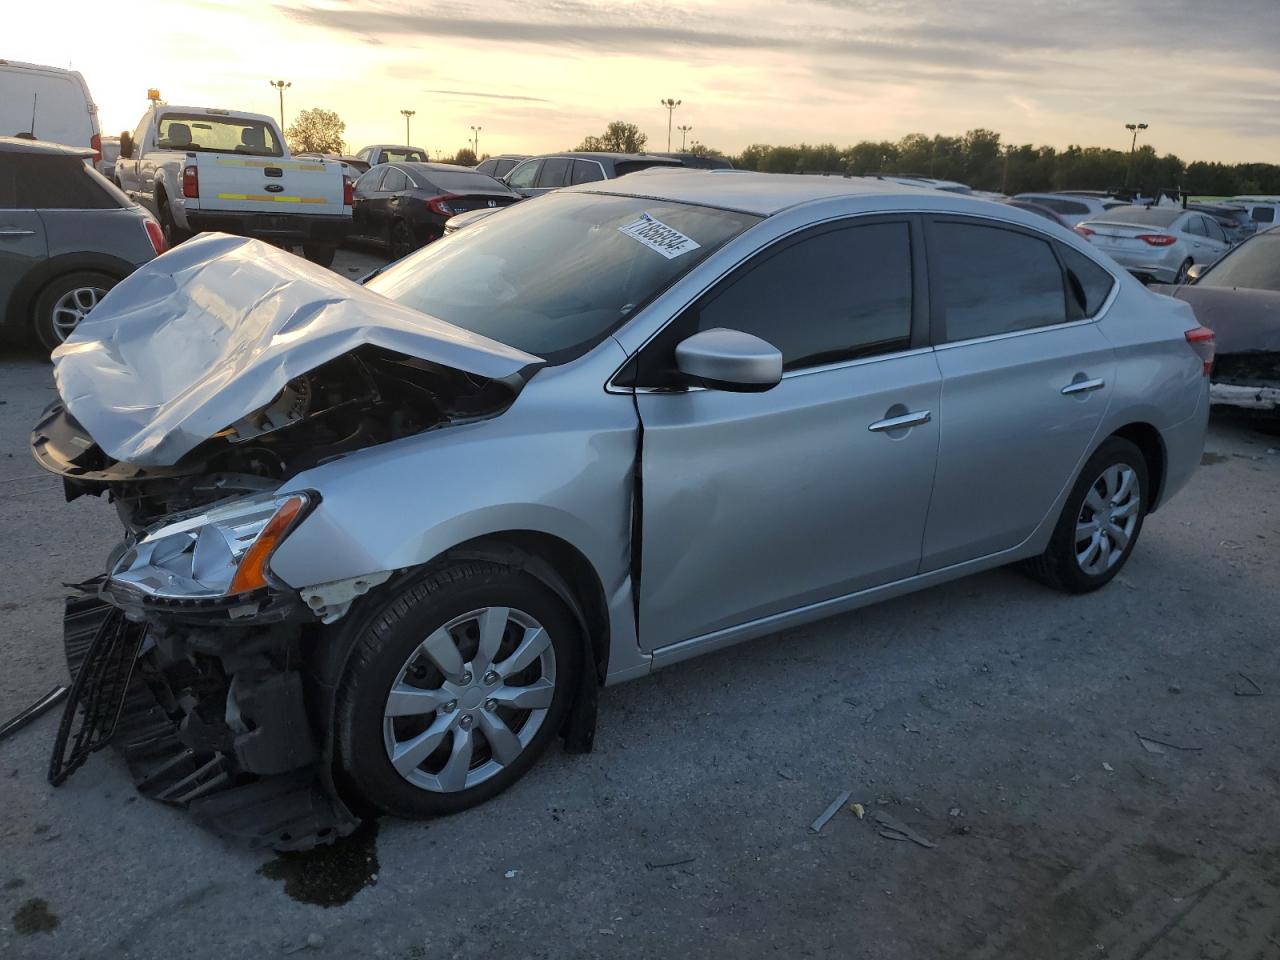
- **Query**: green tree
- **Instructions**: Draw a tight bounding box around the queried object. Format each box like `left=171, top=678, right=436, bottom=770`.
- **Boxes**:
left=575, top=121, right=648, bottom=153
left=451, top=147, right=478, bottom=166
left=285, top=107, right=346, bottom=154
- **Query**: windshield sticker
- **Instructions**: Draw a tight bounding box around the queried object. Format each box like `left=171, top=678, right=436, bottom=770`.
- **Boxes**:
left=617, top=214, right=701, bottom=259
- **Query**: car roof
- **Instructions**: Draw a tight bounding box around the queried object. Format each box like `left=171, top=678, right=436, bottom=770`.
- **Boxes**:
left=0, top=135, right=94, bottom=157
left=364, top=144, right=423, bottom=151
left=568, top=169, right=1002, bottom=216
left=528, top=152, right=682, bottom=164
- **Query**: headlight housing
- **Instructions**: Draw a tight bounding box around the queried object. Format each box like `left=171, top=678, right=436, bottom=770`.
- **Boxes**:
left=109, top=492, right=313, bottom=600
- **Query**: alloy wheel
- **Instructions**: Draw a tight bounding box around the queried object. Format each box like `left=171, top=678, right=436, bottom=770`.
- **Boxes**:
left=382, top=606, right=556, bottom=793
left=50, top=285, right=108, bottom=341
left=1074, top=464, right=1140, bottom=576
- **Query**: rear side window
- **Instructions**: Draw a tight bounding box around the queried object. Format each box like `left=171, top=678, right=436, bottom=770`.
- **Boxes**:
left=1184, top=216, right=1206, bottom=237
left=931, top=221, right=1067, bottom=341
left=634, top=220, right=913, bottom=385
left=493, top=158, right=520, bottom=178
left=475, top=158, right=497, bottom=176
left=1057, top=244, right=1115, bottom=318
left=572, top=159, right=605, bottom=184
left=1203, top=218, right=1227, bottom=243
left=536, top=157, right=572, bottom=188
left=380, top=169, right=409, bottom=192
left=6, top=155, right=119, bottom=209
left=1252, top=207, right=1275, bottom=223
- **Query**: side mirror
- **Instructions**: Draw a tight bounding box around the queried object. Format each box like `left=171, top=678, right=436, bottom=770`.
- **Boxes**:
left=1185, top=263, right=1206, bottom=283
left=119, top=131, right=133, bottom=159
left=675, top=328, right=782, bottom=392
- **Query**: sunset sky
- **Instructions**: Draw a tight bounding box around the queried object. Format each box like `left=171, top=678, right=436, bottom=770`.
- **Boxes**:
left=10, top=0, right=1280, bottom=162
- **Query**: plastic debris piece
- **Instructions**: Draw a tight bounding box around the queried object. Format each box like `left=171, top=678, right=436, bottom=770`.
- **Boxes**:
left=850, top=803, right=866, bottom=820
left=1102, top=762, right=1114, bottom=772
left=1135, top=731, right=1203, bottom=753
left=645, top=856, right=696, bottom=870
left=872, top=811, right=936, bottom=849
left=1234, top=673, right=1263, bottom=697
left=504, top=869, right=518, bottom=879
left=810, top=790, right=852, bottom=834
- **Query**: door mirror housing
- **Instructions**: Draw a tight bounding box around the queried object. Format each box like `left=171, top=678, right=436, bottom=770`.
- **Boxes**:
left=1186, top=262, right=1206, bottom=283
left=674, top=328, right=783, bottom=392
left=119, top=131, right=133, bottom=160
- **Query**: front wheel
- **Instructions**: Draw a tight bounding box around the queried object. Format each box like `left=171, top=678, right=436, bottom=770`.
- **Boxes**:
left=1022, top=437, right=1149, bottom=594
left=31, top=271, right=116, bottom=352
left=335, top=562, right=581, bottom=819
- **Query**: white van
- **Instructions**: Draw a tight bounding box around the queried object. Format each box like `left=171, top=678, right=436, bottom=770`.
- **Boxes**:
left=1230, top=198, right=1280, bottom=232
left=0, top=59, right=101, bottom=166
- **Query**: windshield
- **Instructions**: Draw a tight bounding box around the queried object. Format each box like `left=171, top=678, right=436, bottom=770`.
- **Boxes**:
left=366, top=192, right=760, bottom=363
left=383, top=148, right=427, bottom=162
left=157, top=114, right=283, bottom=157
left=1199, top=232, right=1280, bottom=292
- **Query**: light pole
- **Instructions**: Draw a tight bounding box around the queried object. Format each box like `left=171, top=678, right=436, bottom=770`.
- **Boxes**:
left=268, top=79, right=290, bottom=129
left=470, top=125, right=482, bottom=156
left=1125, top=122, right=1148, bottom=187
left=659, top=98, right=681, bottom=152
left=401, top=109, right=416, bottom=145
left=676, top=124, right=692, bottom=151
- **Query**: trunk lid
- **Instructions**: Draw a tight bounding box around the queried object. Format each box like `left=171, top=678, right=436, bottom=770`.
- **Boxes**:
left=50, top=233, right=542, bottom=467
left=193, top=154, right=348, bottom=217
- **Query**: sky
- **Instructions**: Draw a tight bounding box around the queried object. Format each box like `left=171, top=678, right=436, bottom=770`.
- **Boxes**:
left=9, top=0, right=1280, bottom=163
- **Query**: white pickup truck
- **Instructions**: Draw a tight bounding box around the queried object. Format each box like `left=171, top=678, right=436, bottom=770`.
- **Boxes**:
left=114, top=105, right=351, bottom=265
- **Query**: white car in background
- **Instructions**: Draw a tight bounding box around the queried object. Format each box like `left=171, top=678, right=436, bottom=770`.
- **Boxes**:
left=1014, top=193, right=1126, bottom=227
left=1077, top=205, right=1232, bottom=284
left=1230, top=198, right=1280, bottom=232
left=0, top=59, right=102, bottom=168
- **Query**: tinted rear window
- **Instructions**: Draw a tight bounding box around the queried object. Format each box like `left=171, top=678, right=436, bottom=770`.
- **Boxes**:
left=414, top=168, right=508, bottom=192
left=614, top=160, right=675, bottom=177
left=0, top=154, right=120, bottom=209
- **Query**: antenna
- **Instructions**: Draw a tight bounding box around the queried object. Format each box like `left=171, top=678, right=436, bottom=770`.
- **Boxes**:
left=30, top=93, right=38, bottom=138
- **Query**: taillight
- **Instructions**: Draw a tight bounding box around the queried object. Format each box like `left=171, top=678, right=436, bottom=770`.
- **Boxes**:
left=343, top=176, right=354, bottom=206
left=1074, top=225, right=1095, bottom=239
left=1184, top=326, right=1215, bottom=376
left=143, top=218, right=167, bottom=255
left=1138, top=234, right=1176, bottom=246
left=181, top=164, right=199, bottom=198
left=90, top=132, right=102, bottom=167
left=426, top=194, right=461, bottom=216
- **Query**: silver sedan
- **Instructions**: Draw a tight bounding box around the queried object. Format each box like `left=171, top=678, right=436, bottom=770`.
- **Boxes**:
left=37, top=172, right=1212, bottom=845
left=1077, top=205, right=1233, bottom=283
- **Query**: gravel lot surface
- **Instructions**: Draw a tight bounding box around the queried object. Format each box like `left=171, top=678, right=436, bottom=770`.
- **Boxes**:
left=2, top=248, right=1278, bottom=958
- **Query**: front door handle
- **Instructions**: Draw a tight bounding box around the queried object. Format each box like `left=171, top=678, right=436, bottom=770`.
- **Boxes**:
left=868, top=410, right=931, bottom=433
left=0, top=228, right=36, bottom=237
left=1061, top=377, right=1105, bottom=395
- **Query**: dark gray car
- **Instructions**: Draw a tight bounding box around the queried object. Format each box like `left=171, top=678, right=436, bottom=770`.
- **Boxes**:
left=502, top=152, right=683, bottom=198
left=1, top=137, right=163, bottom=351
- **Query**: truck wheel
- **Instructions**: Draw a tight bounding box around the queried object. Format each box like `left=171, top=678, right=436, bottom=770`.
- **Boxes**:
left=303, top=243, right=336, bottom=268
left=31, top=271, right=117, bottom=353
left=157, top=195, right=190, bottom=247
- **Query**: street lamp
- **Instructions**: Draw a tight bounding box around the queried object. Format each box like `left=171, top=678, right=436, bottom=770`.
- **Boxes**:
left=268, top=79, right=290, bottom=129
left=401, top=109, right=416, bottom=145
left=470, top=125, right=482, bottom=156
left=659, top=98, right=682, bottom=152
left=1125, top=122, right=1148, bottom=187
left=676, top=124, right=692, bottom=151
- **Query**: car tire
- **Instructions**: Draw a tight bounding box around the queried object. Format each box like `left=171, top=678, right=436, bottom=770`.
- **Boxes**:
left=157, top=195, right=189, bottom=248
left=302, top=243, right=336, bottom=268
left=1174, top=258, right=1193, bottom=284
left=31, top=271, right=117, bottom=353
left=334, top=561, right=581, bottom=819
left=1021, top=436, right=1149, bottom=594
left=389, top=219, right=416, bottom=260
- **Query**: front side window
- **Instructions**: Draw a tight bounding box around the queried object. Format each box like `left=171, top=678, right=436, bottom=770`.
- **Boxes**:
left=932, top=221, right=1067, bottom=342
left=505, top=160, right=541, bottom=189
left=365, top=192, right=758, bottom=364
left=156, top=114, right=282, bottom=156
left=630, top=221, right=914, bottom=387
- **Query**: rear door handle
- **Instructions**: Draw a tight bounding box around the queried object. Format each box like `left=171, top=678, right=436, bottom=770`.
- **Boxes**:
left=1061, top=377, right=1105, bottom=395
left=868, top=410, right=931, bottom=432
left=0, top=228, right=36, bottom=237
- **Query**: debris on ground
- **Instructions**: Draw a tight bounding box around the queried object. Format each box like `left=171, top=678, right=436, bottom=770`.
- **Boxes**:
left=504, top=869, right=519, bottom=879
left=850, top=802, right=866, bottom=820
left=810, top=790, right=852, bottom=834
left=1135, top=731, right=1204, bottom=754
left=872, top=811, right=937, bottom=849
left=1102, top=762, right=1114, bottom=772
left=282, top=933, right=325, bottom=954
left=644, top=856, right=696, bottom=870
left=13, top=897, right=59, bottom=935
left=948, top=806, right=962, bottom=817
left=1234, top=673, right=1263, bottom=697
left=0, top=686, right=68, bottom=743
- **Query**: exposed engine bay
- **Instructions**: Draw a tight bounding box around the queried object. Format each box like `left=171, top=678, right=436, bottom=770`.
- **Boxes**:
left=33, top=345, right=520, bottom=531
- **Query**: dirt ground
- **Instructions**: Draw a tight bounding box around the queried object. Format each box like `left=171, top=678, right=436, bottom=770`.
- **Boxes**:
left=1, top=260, right=1278, bottom=957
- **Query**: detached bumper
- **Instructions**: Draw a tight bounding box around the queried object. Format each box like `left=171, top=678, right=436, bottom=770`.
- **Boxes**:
left=1211, top=381, right=1280, bottom=410
left=55, top=595, right=358, bottom=850
left=185, top=210, right=350, bottom=245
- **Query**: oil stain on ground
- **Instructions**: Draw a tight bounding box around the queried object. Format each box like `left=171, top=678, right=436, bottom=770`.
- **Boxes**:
left=13, top=898, right=59, bottom=935
left=1201, top=452, right=1230, bottom=465
left=258, top=819, right=380, bottom=907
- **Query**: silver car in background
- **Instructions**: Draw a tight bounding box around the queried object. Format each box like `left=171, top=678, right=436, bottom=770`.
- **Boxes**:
left=1078, top=205, right=1232, bottom=283
left=34, top=173, right=1212, bottom=847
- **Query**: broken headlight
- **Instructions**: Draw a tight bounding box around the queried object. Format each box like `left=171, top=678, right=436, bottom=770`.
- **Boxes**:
left=108, top=492, right=314, bottom=600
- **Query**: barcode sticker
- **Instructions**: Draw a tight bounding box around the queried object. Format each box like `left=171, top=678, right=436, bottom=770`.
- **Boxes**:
left=617, top=213, right=701, bottom=259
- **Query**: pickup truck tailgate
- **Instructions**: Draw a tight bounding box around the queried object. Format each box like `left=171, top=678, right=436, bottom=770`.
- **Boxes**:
left=193, top=156, right=346, bottom=217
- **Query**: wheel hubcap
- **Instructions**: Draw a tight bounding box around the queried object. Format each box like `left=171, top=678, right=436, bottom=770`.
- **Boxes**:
left=1075, top=463, right=1140, bottom=576
left=382, top=606, right=555, bottom=793
left=50, top=286, right=107, bottom=341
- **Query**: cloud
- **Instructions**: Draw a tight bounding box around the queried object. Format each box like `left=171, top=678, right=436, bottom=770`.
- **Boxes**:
left=422, top=88, right=551, bottom=103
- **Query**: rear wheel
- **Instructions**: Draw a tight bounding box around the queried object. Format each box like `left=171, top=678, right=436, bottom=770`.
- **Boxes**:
left=1022, top=437, right=1148, bottom=594
left=157, top=195, right=189, bottom=247
left=302, top=243, right=336, bottom=268
left=335, top=562, right=580, bottom=819
left=31, top=271, right=116, bottom=353
left=389, top=219, right=416, bottom=260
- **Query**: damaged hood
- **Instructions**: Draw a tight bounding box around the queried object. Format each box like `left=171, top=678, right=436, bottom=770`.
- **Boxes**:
left=52, top=234, right=542, bottom=467
left=1157, top=284, right=1280, bottom=355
